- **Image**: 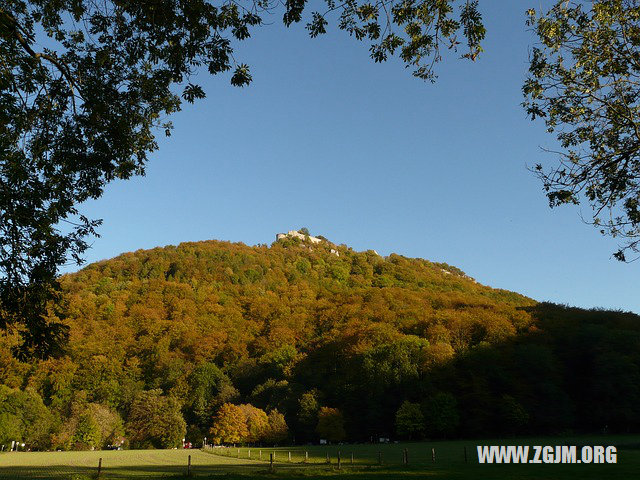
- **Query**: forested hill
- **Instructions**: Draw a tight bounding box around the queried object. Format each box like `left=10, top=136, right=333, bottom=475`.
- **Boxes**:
left=2, top=234, right=640, bottom=450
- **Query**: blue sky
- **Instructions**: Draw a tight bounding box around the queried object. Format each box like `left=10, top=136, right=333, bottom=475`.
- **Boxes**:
left=70, top=2, right=640, bottom=313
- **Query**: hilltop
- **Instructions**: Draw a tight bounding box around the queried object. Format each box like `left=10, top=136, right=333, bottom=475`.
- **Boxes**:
left=1, top=231, right=639, bottom=450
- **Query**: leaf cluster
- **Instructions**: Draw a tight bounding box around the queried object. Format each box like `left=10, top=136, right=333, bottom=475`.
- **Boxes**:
left=523, top=0, right=640, bottom=260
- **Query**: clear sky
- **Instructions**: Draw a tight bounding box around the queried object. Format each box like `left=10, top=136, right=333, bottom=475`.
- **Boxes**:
left=69, top=2, right=640, bottom=314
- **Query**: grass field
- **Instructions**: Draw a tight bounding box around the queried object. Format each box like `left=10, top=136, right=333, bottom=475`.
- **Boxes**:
left=1, top=435, right=639, bottom=480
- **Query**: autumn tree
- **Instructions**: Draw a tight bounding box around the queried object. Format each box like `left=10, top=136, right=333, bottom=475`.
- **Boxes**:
left=498, top=395, right=529, bottom=434
left=316, top=407, right=346, bottom=443
left=238, top=404, right=269, bottom=443
left=87, top=403, right=125, bottom=448
left=209, top=403, right=248, bottom=445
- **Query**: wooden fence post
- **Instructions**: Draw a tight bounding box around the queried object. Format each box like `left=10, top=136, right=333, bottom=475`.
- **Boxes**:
left=378, top=451, right=382, bottom=465
left=431, top=447, right=436, bottom=463
left=248, top=449, right=251, bottom=459
left=259, top=450, right=262, bottom=460
left=326, top=452, right=330, bottom=464
left=305, top=451, right=308, bottom=463
left=270, top=453, right=274, bottom=472
left=337, top=451, right=341, bottom=470
left=187, top=454, right=191, bottom=477
left=97, top=458, right=102, bottom=478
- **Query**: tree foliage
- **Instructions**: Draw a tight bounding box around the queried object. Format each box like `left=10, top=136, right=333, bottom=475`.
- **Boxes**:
left=0, top=385, right=52, bottom=449
left=423, top=391, right=459, bottom=437
left=264, top=409, right=289, bottom=444
left=238, top=403, right=269, bottom=443
left=0, top=0, right=486, bottom=355
left=126, top=390, right=186, bottom=449
left=209, top=402, right=287, bottom=444
left=209, top=403, right=249, bottom=445
left=524, top=0, right=640, bottom=260
left=316, top=406, right=346, bottom=442
left=395, top=400, right=424, bottom=439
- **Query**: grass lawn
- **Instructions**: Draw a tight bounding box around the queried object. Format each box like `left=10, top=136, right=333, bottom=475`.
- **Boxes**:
left=1, top=434, right=638, bottom=479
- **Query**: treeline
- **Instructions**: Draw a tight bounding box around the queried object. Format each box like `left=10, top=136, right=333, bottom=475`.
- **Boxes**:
left=1, top=236, right=639, bottom=450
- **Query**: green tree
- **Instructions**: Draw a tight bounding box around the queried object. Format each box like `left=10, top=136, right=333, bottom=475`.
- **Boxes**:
left=0, top=412, right=22, bottom=449
left=0, top=0, right=485, bottom=356
left=126, top=390, right=186, bottom=449
left=250, top=379, right=290, bottom=412
left=72, top=412, right=101, bottom=450
left=297, top=390, right=320, bottom=441
left=498, top=394, right=529, bottom=434
left=88, top=403, right=125, bottom=448
left=187, top=362, right=237, bottom=429
left=424, top=392, right=459, bottom=438
left=395, top=401, right=425, bottom=439
left=0, top=385, right=52, bottom=449
left=524, top=0, right=640, bottom=260
left=316, top=406, right=346, bottom=443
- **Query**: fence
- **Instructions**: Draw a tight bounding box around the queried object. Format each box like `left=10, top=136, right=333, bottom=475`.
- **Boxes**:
left=202, top=443, right=473, bottom=468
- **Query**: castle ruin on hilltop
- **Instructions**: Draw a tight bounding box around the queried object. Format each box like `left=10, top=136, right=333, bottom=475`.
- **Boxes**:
left=275, top=230, right=322, bottom=244
left=275, top=230, right=342, bottom=256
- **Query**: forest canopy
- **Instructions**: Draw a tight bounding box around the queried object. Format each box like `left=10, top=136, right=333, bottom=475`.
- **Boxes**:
left=1, top=235, right=640, bottom=449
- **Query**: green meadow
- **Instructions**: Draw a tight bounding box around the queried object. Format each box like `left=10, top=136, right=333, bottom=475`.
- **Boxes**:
left=1, top=435, right=638, bottom=480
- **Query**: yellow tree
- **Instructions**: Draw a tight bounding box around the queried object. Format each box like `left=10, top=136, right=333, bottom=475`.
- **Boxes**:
left=238, top=404, right=268, bottom=443
left=209, top=403, right=248, bottom=445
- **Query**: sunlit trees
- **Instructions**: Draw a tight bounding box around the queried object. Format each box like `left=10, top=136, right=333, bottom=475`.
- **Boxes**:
left=209, top=403, right=248, bottom=445
left=209, top=403, right=288, bottom=445
left=72, top=413, right=101, bottom=450
left=88, top=403, right=125, bottom=449
left=239, top=404, right=269, bottom=443
left=524, top=1, right=640, bottom=260
left=2, top=240, right=640, bottom=444
left=0, top=385, right=52, bottom=449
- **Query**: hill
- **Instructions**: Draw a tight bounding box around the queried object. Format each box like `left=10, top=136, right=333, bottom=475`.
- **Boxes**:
left=1, top=232, right=639, bottom=450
